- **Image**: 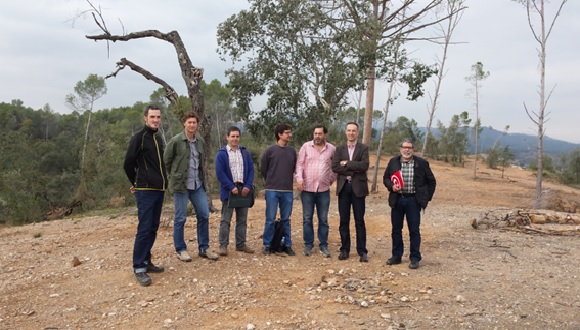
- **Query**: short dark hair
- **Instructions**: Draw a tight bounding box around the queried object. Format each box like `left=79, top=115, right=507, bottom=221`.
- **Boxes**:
left=144, top=105, right=160, bottom=116
left=399, top=138, right=414, bottom=147
left=346, top=121, right=359, bottom=129
left=274, top=123, right=292, bottom=141
left=313, top=124, right=328, bottom=134
left=227, top=126, right=241, bottom=136
left=181, top=111, right=199, bottom=124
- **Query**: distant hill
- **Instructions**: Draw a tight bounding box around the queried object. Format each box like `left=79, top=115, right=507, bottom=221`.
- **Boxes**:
left=421, top=127, right=580, bottom=166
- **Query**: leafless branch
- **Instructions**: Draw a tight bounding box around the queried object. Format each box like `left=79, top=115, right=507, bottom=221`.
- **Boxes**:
left=106, top=58, right=179, bottom=105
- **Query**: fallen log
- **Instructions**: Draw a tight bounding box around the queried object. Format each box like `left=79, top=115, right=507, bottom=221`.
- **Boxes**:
left=471, top=208, right=580, bottom=236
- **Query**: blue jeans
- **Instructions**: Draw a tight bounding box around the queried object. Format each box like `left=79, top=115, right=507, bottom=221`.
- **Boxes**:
left=338, top=182, right=367, bottom=255
left=133, top=190, right=165, bottom=273
left=391, top=195, right=422, bottom=261
left=218, top=202, right=249, bottom=248
left=173, top=187, right=210, bottom=253
left=301, top=190, right=330, bottom=249
left=263, top=190, right=293, bottom=247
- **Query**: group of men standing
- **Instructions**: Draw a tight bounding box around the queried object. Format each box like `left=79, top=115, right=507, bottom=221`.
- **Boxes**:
left=123, top=105, right=436, bottom=287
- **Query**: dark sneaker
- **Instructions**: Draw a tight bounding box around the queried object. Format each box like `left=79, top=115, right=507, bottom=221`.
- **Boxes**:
left=409, top=260, right=420, bottom=269
left=386, top=257, right=402, bottom=265
left=135, top=272, right=151, bottom=287
left=320, top=246, right=331, bottom=258
left=285, top=246, right=296, bottom=256
left=199, top=250, right=219, bottom=260
left=303, top=245, right=312, bottom=257
left=338, top=250, right=349, bottom=260
left=359, top=253, right=368, bottom=263
left=235, top=245, right=255, bottom=253
left=219, top=246, right=228, bottom=256
left=262, top=246, right=271, bottom=256
left=146, top=263, right=164, bottom=273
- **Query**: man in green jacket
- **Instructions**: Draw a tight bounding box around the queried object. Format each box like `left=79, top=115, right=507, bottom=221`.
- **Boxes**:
left=164, top=111, right=218, bottom=262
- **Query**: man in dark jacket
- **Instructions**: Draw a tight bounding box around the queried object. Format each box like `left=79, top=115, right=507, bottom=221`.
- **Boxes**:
left=331, top=122, right=370, bottom=262
left=123, top=105, right=168, bottom=287
left=383, top=138, right=436, bottom=269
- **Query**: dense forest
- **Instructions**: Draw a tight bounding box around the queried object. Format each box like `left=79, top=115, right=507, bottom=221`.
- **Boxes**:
left=2, top=84, right=579, bottom=226
left=0, top=86, right=416, bottom=225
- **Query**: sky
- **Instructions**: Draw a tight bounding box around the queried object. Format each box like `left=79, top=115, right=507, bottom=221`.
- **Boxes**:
left=0, top=0, right=578, bottom=144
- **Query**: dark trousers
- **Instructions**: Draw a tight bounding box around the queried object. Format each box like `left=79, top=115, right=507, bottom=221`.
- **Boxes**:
left=391, top=195, right=422, bottom=261
left=133, top=190, right=164, bottom=272
left=338, top=182, right=367, bottom=255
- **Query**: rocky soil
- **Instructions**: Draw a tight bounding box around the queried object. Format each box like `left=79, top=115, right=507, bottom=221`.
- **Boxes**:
left=1, top=158, right=579, bottom=330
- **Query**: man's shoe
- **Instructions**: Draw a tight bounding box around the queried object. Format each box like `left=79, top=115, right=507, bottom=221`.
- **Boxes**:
left=303, top=245, right=312, bottom=257
left=338, top=250, right=349, bottom=260
left=176, top=250, right=193, bottom=262
left=146, top=263, right=164, bottom=273
left=219, top=246, right=228, bottom=256
left=359, top=253, right=368, bottom=263
left=386, top=257, right=402, bottom=265
left=135, top=272, right=151, bottom=287
left=235, top=245, right=255, bottom=254
left=199, top=250, right=219, bottom=260
left=320, top=246, right=331, bottom=258
left=409, top=260, right=420, bottom=269
left=262, top=246, right=271, bottom=256
left=285, top=246, right=296, bottom=256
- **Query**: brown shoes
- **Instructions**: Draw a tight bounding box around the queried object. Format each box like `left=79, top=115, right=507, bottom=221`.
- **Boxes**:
left=235, top=245, right=255, bottom=254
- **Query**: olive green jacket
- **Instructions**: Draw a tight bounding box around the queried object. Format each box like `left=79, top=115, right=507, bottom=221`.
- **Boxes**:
left=163, top=130, right=206, bottom=193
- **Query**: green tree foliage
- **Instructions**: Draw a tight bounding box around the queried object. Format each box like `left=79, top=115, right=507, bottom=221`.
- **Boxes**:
left=0, top=100, right=145, bottom=225
left=436, top=111, right=472, bottom=165
left=65, top=73, right=107, bottom=168
left=200, top=79, right=238, bottom=149
left=559, top=148, right=580, bottom=185
left=381, top=116, right=424, bottom=155
left=217, top=0, right=366, bottom=144
left=486, top=146, right=515, bottom=178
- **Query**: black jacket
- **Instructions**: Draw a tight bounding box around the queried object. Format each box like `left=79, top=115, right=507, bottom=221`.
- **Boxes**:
left=383, top=155, right=436, bottom=209
left=124, top=125, right=168, bottom=191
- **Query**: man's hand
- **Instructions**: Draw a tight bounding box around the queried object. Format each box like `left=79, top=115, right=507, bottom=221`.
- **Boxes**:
left=297, top=181, right=303, bottom=192
left=129, top=186, right=135, bottom=194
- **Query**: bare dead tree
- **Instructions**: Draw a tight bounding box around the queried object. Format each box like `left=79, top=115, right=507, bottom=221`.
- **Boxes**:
left=82, top=1, right=216, bottom=211
left=421, top=0, right=466, bottom=157
left=512, top=0, right=568, bottom=209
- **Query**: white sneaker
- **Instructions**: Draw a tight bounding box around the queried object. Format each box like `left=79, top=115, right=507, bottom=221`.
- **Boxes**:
left=176, top=250, right=192, bottom=262
left=199, top=250, right=219, bottom=260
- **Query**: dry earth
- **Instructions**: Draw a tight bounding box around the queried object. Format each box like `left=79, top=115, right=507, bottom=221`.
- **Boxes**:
left=1, top=158, right=579, bottom=330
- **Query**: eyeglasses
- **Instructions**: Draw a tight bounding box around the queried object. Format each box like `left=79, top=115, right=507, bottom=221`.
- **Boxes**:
left=400, top=146, right=414, bottom=150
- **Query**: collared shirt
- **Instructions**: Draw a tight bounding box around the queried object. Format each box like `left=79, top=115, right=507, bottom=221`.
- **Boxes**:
left=227, top=145, right=244, bottom=183
left=295, top=141, right=337, bottom=192
left=346, top=142, right=357, bottom=182
left=400, top=159, right=415, bottom=194
left=186, top=136, right=202, bottom=190
left=347, top=143, right=356, bottom=160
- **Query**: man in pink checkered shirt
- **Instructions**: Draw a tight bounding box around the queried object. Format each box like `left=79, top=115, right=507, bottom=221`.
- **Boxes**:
left=295, top=124, right=338, bottom=258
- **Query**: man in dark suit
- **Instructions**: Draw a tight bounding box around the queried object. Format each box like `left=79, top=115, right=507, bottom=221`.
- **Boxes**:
left=331, top=122, right=370, bottom=262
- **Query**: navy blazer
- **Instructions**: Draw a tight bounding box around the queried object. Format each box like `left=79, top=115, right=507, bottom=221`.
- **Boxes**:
left=331, top=143, right=369, bottom=198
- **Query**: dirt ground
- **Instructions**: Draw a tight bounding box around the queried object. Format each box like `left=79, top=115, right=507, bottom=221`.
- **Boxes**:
left=1, top=158, right=579, bottom=330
